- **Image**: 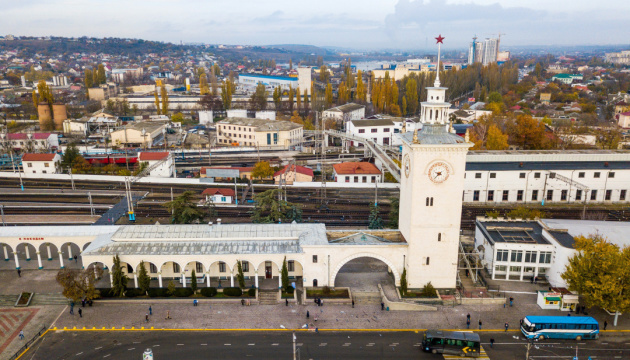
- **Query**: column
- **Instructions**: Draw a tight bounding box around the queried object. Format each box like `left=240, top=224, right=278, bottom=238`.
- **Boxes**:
left=3, top=246, right=9, bottom=261
left=254, top=272, right=259, bottom=288
left=58, top=252, right=64, bottom=269
left=25, top=246, right=31, bottom=261
left=133, top=272, right=138, bottom=288
left=520, top=266, right=525, bottom=282
left=181, top=273, right=186, bottom=287
left=110, top=274, right=114, bottom=287
left=158, top=272, right=163, bottom=288
left=230, top=273, right=234, bottom=287
left=278, top=272, right=282, bottom=288
left=206, top=272, right=211, bottom=287
left=37, top=251, right=43, bottom=270
left=68, top=245, right=73, bottom=261
left=47, top=245, right=52, bottom=260
left=13, top=252, right=20, bottom=270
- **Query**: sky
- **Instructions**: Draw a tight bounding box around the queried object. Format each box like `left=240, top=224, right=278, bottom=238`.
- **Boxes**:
left=1, top=0, right=629, bottom=50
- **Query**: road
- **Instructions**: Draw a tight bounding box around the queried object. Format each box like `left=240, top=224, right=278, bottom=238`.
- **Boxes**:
left=19, top=331, right=630, bottom=360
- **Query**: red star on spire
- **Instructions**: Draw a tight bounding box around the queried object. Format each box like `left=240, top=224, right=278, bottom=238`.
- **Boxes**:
left=435, top=34, right=445, bottom=44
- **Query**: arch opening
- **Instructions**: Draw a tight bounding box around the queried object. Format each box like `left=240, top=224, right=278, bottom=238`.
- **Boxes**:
left=332, top=255, right=400, bottom=292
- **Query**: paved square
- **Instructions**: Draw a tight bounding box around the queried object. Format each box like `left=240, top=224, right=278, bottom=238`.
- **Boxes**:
left=0, top=308, right=39, bottom=354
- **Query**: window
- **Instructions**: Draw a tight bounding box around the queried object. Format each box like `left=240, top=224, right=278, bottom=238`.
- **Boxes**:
left=590, top=190, right=597, bottom=201
left=495, top=265, right=507, bottom=272
left=371, top=128, right=377, bottom=133
left=383, top=138, right=389, bottom=145
left=621, top=190, right=627, bottom=201
left=490, top=173, right=496, bottom=179
left=42, top=170, right=47, bottom=174
left=354, top=177, right=358, bottom=183
left=242, top=261, right=249, bottom=272
left=173, top=263, right=181, bottom=273
left=345, top=176, right=350, bottom=183
left=511, top=250, right=523, bottom=262
left=605, top=190, right=612, bottom=201
left=475, top=173, right=482, bottom=179
left=219, top=262, right=226, bottom=272
left=371, top=176, right=376, bottom=183
left=266, top=133, right=271, bottom=145
left=517, top=190, right=524, bottom=201
left=150, top=263, right=157, bottom=273
left=578, top=172, right=585, bottom=178
left=273, top=133, right=278, bottom=144
left=546, top=190, right=553, bottom=201
left=27, top=163, right=32, bottom=168
left=196, top=262, right=203, bottom=273
left=561, top=190, right=568, bottom=201
left=576, top=189, right=582, bottom=201
left=312, top=255, right=318, bottom=263
left=594, top=172, right=600, bottom=178
left=430, top=198, right=434, bottom=206
left=609, top=172, right=615, bottom=178
left=502, top=190, right=509, bottom=201
left=362, top=176, right=367, bottom=183
left=519, top=173, right=526, bottom=179
left=532, top=190, right=538, bottom=201
left=510, top=266, right=522, bottom=273
left=473, top=191, right=480, bottom=201
left=487, top=190, right=494, bottom=201
left=539, top=252, right=552, bottom=264
left=425, top=257, right=430, bottom=265
left=384, top=128, right=390, bottom=132
left=525, top=251, right=537, bottom=263
left=534, top=172, right=541, bottom=179
left=496, top=250, right=509, bottom=262
left=437, top=233, right=442, bottom=242
left=44, top=163, right=50, bottom=167
left=288, top=260, right=294, bottom=272
left=358, top=129, right=365, bottom=133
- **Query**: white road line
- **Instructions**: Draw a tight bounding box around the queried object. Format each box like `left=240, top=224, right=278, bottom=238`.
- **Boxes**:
left=133, top=341, right=140, bottom=344
left=103, top=355, right=111, bottom=358
left=248, top=343, right=255, bottom=346
left=224, top=344, right=231, bottom=346
left=602, top=342, right=608, bottom=344
left=177, top=344, right=184, bottom=346
left=272, top=343, right=279, bottom=346
left=297, top=343, right=303, bottom=346
left=95, top=347, right=103, bottom=350
left=388, top=344, right=397, bottom=347
left=343, top=343, right=351, bottom=346
left=76, top=353, right=83, bottom=356
left=128, top=348, right=135, bottom=351
left=319, top=343, right=327, bottom=347
left=201, top=344, right=208, bottom=346
left=413, top=344, right=421, bottom=347
left=153, top=345, right=160, bottom=347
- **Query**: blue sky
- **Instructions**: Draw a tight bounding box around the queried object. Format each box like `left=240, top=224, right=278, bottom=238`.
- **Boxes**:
left=1, top=0, right=629, bottom=49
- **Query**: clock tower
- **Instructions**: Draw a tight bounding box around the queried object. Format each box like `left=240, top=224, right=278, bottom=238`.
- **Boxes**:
left=399, top=35, right=472, bottom=289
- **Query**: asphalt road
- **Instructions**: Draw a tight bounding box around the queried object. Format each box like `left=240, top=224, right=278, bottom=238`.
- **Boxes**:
left=19, top=331, right=630, bottom=360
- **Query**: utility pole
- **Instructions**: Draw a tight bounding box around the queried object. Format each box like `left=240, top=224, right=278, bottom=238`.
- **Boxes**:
left=68, top=167, right=75, bottom=190
left=0, top=204, right=5, bottom=226
left=170, top=187, right=174, bottom=216
left=88, top=191, right=94, bottom=216
left=374, top=179, right=378, bottom=207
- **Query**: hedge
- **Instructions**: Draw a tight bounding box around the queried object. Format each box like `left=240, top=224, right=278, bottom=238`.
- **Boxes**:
left=200, top=287, right=218, bottom=297
left=173, top=288, right=194, bottom=297
left=247, top=288, right=256, bottom=297
left=147, top=288, right=169, bottom=297
left=125, top=289, right=145, bottom=298
left=285, top=286, right=295, bottom=294
left=223, top=287, right=243, bottom=297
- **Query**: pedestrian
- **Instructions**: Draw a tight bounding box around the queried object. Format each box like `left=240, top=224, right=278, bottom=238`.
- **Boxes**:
left=82, top=299, right=86, bottom=307
left=306, top=310, right=310, bottom=319
left=466, top=269, right=469, bottom=277
left=534, top=277, right=537, bottom=284
left=286, top=298, right=289, bottom=306
left=604, top=321, right=608, bottom=330
left=193, top=299, right=198, bottom=306
left=17, top=269, right=21, bottom=277
left=74, top=255, right=78, bottom=263
left=509, top=297, right=514, bottom=307
left=567, top=313, right=571, bottom=317
left=149, top=306, right=152, bottom=316
left=315, top=327, right=319, bottom=333
left=504, top=322, right=509, bottom=332
left=166, top=310, right=171, bottom=319
left=69, top=306, right=74, bottom=315
left=479, top=320, right=482, bottom=330
left=78, top=308, right=82, bottom=318
left=503, top=301, right=506, bottom=308
left=530, top=276, right=534, bottom=284
left=490, top=338, right=494, bottom=348
left=467, top=313, right=471, bottom=321
left=241, top=299, right=245, bottom=306
left=520, top=318, right=523, bottom=327
left=145, top=314, right=149, bottom=322
left=320, top=299, right=323, bottom=307
left=466, top=319, right=470, bottom=329
left=19, top=330, right=24, bottom=340
left=575, top=305, right=579, bottom=314
left=381, top=302, right=385, bottom=311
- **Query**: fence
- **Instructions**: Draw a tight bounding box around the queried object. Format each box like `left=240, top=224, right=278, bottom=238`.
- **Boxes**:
left=8, top=326, right=48, bottom=360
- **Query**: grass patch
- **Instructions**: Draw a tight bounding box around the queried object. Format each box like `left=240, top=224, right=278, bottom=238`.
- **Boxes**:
left=306, top=288, right=349, bottom=299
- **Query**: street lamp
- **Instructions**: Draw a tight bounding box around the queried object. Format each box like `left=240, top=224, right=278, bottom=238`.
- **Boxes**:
left=141, top=128, right=147, bottom=150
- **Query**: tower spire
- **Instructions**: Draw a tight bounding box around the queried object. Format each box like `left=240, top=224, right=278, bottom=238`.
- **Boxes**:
left=434, top=34, right=444, bottom=87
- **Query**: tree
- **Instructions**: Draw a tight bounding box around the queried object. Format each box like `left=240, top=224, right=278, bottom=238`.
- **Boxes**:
left=303, top=89, right=309, bottom=110
left=289, top=58, right=293, bottom=70
left=97, top=64, right=106, bottom=85
left=485, top=124, right=509, bottom=150
left=596, top=128, right=622, bottom=149
left=137, top=261, right=151, bottom=294
left=325, top=83, right=333, bottom=108
left=236, top=260, right=245, bottom=289
left=160, top=84, right=169, bottom=115
left=251, top=189, right=302, bottom=223
left=507, top=114, right=550, bottom=150
left=507, top=206, right=545, bottom=219
left=562, top=234, right=630, bottom=326
left=250, top=83, right=268, bottom=111
left=191, top=269, right=198, bottom=293
left=167, top=280, right=176, bottom=296
left=281, top=256, right=290, bottom=291
left=388, top=197, right=399, bottom=228
left=162, top=191, right=205, bottom=224
left=288, top=86, right=295, bottom=112
left=171, top=112, right=185, bottom=123
left=368, top=203, right=384, bottom=229
left=273, top=86, right=282, bottom=111
left=251, top=161, right=274, bottom=180
left=199, top=73, right=209, bottom=95
left=338, top=82, right=349, bottom=105
left=289, top=111, right=303, bottom=125
left=400, top=267, right=408, bottom=295
left=405, top=77, right=418, bottom=115
left=61, top=143, right=81, bottom=169
left=111, top=254, right=128, bottom=297
left=84, top=69, right=93, bottom=89
left=296, top=86, right=301, bottom=111
left=221, top=79, right=234, bottom=109
left=319, top=64, right=329, bottom=82
left=154, top=90, right=161, bottom=115
left=356, top=70, right=366, bottom=103
left=56, top=266, right=103, bottom=302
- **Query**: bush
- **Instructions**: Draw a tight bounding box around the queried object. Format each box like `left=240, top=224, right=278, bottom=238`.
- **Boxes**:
left=173, top=288, right=194, bottom=297
left=247, top=288, right=256, bottom=297
left=421, top=282, right=437, bottom=297
left=223, top=287, right=243, bottom=297
left=200, top=287, right=218, bottom=297
left=322, top=286, right=331, bottom=295
left=125, top=288, right=145, bottom=298
left=285, top=286, right=295, bottom=294
left=147, top=288, right=169, bottom=297
left=96, top=288, right=113, bottom=298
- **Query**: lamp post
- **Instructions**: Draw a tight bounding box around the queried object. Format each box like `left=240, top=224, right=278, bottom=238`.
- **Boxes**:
left=141, top=128, right=147, bottom=150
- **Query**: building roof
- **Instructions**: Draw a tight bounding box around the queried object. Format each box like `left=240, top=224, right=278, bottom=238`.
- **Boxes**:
left=22, top=153, right=57, bottom=161
left=201, top=188, right=235, bottom=197
left=32, top=133, right=53, bottom=140
left=399, top=124, right=468, bottom=145
left=238, top=73, right=298, bottom=82
left=201, top=166, right=254, bottom=173
left=350, top=119, right=394, bottom=127
left=476, top=220, right=551, bottom=245
left=138, top=152, right=169, bottom=161
left=218, top=117, right=302, bottom=132
left=274, top=164, right=314, bottom=178
left=620, top=111, right=630, bottom=116
left=541, top=219, right=630, bottom=249
left=125, top=121, right=168, bottom=133
left=325, top=103, right=365, bottom=113
left=0, top=225, right=119, bottom=239
left=333, top=162, right=381, bottom=175
left=5, top=133, right=51, bottom=140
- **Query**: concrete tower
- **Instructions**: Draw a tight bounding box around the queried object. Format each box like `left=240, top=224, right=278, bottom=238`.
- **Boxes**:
left=398, top=35, right=472, bottom=289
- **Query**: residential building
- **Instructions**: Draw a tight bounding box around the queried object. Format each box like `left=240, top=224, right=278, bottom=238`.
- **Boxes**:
left=372, top=60, right=430, bottom=81
left=238, top=74, right=298, bottom=91
left=322, top=103, right=365, bottom=123
left=21, top=153, right=62, bottom=175
left=110, top=122, right=168, bottom=149
left=273, top=164, right=314, bottom=185
left=551, top=74, right=583, bottom=85
left=617, top=112, right=630, bottom=128
left=346, top=119, right=397, bottom=146
left=332, top=162, right=382, bottom=183
left=201, top=167, right=255, bottom=181
left=202, top=188, right=235, bottom=204
left=605, top=50, right=630, bottom=65
left=297, top=67, right=312, bottom=95
left=216, top=118, right=302, bottom=150
left=88, top=83, right=119, bottom=101
left=137, top=152, right=174, bottom=178
left=468, top=37, right=500, bottom=65
left=0, top=133, right=59, bottom=152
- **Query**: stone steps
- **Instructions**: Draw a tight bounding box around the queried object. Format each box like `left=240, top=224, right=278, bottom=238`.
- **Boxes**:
left=258, top=290, right=278, bottom=305
left=352, top=292, right=382, bottom=305
left=30, top=293, right=69, bottom=306
left=0, top=294, right=17, bottom=307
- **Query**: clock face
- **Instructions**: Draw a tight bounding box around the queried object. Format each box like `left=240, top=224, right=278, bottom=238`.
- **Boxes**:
left=428, top=162, right=450, bottom=183
left=403, top=154, right=411, bottom=178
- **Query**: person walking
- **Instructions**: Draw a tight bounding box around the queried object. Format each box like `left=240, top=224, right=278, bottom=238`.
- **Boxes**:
left=193, top=299, right=198, bottom=307
left=381, top=302, right=385, bottom=311
left=74, top=255, right=78, bottom=263
left=78, top=308, right=82, bottom=318
left=466, top=319, right=470, bottom=329
left=467, top=313, right=471, bottom=322
left=19, top=330, right=24, bottom=340
left=478, top=320, right=482, bottom=330
left=149, top=306, right=152, bottom=316
left=166, top=310, right=171, bottom=320
left=604, top=321, right=608, bottom=330
left=286, top=298, right=289, bottom=306
left=352, top=299, right=354, bottom=308
left=509, top=297, right=514, bottom=307
left=490, top=338, right=494, bottom=348
left=306, top=310, right=310, bottom=319
left=69, top=303, right=74, bottom=315
left=17, top=269, right=21, bottom=277
left=145, top=314, right=149, bottom=322
left=504, top=322, right=509, bottom=332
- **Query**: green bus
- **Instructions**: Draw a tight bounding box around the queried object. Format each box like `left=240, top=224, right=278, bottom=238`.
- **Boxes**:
left=422, top=330, right=481, bottom=358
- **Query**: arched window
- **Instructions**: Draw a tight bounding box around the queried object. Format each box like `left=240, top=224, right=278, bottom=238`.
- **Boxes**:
left=438, top=233, right=442, bottom=242
left=426, top=197, right=430, bottom=206
left=429, top=109, right=433, bottom=120
left=430, top=197, right=434, bottom=206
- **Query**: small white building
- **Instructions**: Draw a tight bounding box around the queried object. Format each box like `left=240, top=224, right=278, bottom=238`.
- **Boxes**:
left=198, top=110, right=214, bottom=125
left=202, top=188, right=235, bottom=204
left=322, top=103, right=365, bottom=123
left=137, top=152, right=175, bottom=178
left=332, top=162, right=382, bottom=184
left=617, top=111, right=630, bottom=128
left=21, top=153, right=62, bottom=175
left=1, top=133, right=59, bottom=152
left=346, top=119, right=396, bottom=146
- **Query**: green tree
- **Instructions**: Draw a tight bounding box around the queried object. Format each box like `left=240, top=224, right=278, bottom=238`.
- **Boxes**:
left=281, top=256, right=290, bottom=291
left=405, top=77, right=418, bottom=115
left=137, top=261, right=151, bottom=294
left=236, top=260, right=245, bottom=289
left=171, top=112, right=185, bottom=123
left=507, top=206, right=545, bottom=219
left=251, top=161, right=274, bottom=179
left=191, top=269, right=198, bottom=293
left=562, top=235, right=630, bottom=326
left=167, top=280, right=176, bottom=296
left=273, top=86, right=282, bottom=111
left=251, top=189, right=302, bottom=223
left=62, top=143, right=81, bottom=169
left=487, top=91, right=503, bottom=104
left=388, top=197, right=399, bottom=228
left=303, top=89, right=309, bottom=110
left=368, top=203, right=384, bottom=229
left=56, top=267, right=103, bottom=302
left=111, top=254, right=128, bottom=297
left=250, top=83, right=268, bottom=111
left=162, top=191, right=205, bottom=224
left=97, top=64, right=106, bottom=85
left=400, top=267, right=408, bottom=296
left=84, top=69, right=93, bottom=89
left=288, top=86, right=295, bottom=112
left=356, top=70, right=366, bottom=103
left=296, top=86, right=301, bottom=110
left=319, top=64, right=329, bottom=82
left=221, top=79, right=235, bottom=109
left=160, top=84, right=169, bottom=115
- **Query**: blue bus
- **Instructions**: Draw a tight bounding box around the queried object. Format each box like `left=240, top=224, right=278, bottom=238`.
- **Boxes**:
left=521, top=316, right=599, bottom=340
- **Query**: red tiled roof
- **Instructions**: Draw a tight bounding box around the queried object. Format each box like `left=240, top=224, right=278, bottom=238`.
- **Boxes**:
left=273, top=164, right=314, bottom=178
left=332, top=162, right=381, bottom=175
left=201, top=188, right=235, bottom=196
left=620, top=112, right=630, bottom=116
left=7, top=133, right=27, bottom=140
left=32, top=133, right=52, bottom=139
left=138, top=152, right=169, bottom=161
left=22, top=153, right=57, bottom=161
